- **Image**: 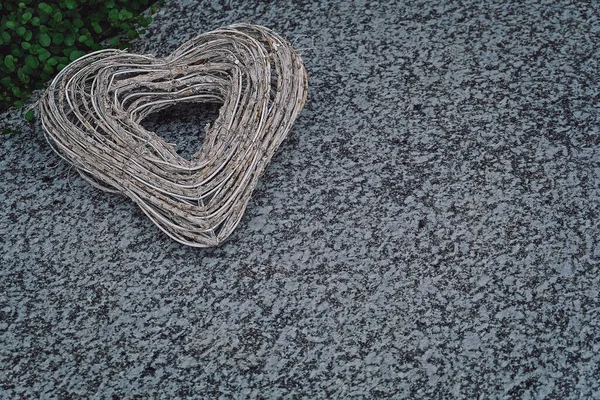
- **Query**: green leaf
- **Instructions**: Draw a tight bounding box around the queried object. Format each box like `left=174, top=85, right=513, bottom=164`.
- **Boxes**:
left=1, top=32, right=10, bottom=42
left=17, top=67, right=29, bottom=83
left=73, top=18, right=83, bottom=27
left=24, top=110, right=34, bottom=121
left=38, top=48, right=51, bottom=61
left=16, top=26, right=26, bottom=36
left=6, top=21, right=17, bottom=29
left=62, top=46, right=76, bottom=56
left=31, top=17, right=41, bottom=26
left=47, top=57, right=58, bottom=66
left=91, top=21, right=102, bottom=34
left=38, top=2, right=53, bottom=14
left=22, top=12, right=32, bottom=21
left=53, top=11, right=62, bottom=22
left=69, top=50, right=86, bottom=61
left=52, top=33, right=64, bottom=45
left=108, top=9, right=119, bottom=23
left=139, top=16, right=152, bottom=27
left=25, top=54, right=39, bottom=68
left=63, top=34, right=75, bottom=46
left=4, top=56, right=15, bottom=72
left=14, top=100, right=24, bottom=108
left=65, top=0, right=77, bottom=9
left=39, top=33, right=51, bottom=47
left=78, top=34, right=87, bottom=42
left=118, top=9, right=131, bottom=20
left=24, top=29, right=32, bottom=41
left=21, top=41, right=31, bottom=50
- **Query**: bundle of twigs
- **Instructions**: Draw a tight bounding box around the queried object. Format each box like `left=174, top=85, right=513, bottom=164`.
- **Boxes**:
left=38, top=23, right=308, bottom=247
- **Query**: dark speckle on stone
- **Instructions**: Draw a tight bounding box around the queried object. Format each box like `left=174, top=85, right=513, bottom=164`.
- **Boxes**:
left=1, top=0, right=599, bottom=398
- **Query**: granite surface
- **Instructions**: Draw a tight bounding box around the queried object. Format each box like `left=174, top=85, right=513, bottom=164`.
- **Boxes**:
left=1, top=0, right=599, bottom=398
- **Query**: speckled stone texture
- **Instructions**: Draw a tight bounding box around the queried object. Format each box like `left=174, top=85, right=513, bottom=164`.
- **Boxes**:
left=1, top=0, right=599, bottom=398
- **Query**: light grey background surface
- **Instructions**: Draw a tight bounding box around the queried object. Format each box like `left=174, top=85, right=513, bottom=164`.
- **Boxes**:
left=1, top=0, right=599, bottom=398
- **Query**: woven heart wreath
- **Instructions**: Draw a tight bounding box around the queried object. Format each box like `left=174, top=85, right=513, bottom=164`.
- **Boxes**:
left=39, top=23, right=308, bottom=247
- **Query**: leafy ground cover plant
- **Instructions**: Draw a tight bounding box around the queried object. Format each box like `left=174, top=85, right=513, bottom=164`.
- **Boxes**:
left=0, top=0, right=161, bottom=122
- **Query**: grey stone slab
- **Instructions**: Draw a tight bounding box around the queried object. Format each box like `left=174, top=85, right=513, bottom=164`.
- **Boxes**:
left=1, top=0, right=599, bottom=398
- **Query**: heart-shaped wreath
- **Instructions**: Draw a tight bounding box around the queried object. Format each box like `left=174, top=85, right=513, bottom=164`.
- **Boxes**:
left=39, top=24, right=308, bottom=247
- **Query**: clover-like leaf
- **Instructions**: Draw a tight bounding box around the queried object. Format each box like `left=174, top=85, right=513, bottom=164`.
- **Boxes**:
left=39, top=32, right=51, bottom=46
left=17, top=67, right=30, bottom=84
left=69, top=49, right=86, bottom=61
left=25, top=54, right=40, bottom=69
left=38, top=48, right=52, bottom=61
left=63, top=33, right=75, bottom=46
left=52, top=32, right=64, bottom=45
left=91, top=21, right=102, bottom=34
left=4, top=55, right=15, bottom=72
left=38, top=3, right=53, bottom=15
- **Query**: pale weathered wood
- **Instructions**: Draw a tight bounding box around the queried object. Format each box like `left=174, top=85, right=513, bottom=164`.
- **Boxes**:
left=39, top=24, right=308, bottom=247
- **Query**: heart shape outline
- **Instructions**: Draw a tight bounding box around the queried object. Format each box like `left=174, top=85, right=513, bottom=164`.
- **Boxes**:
left=39, top=24, right=308, bottom=247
